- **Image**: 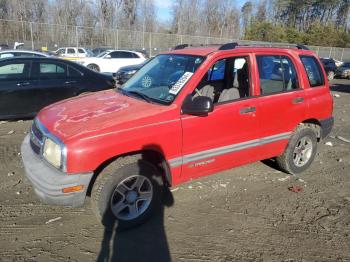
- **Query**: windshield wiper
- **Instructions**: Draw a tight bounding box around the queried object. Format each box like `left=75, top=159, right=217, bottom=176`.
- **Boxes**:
left=124, top=90, right=153, bottom=103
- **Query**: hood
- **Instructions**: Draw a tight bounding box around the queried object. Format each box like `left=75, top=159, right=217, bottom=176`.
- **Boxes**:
left=38, top=90, right=176, bottom=142
left=118, top=62, right=146, bottom=72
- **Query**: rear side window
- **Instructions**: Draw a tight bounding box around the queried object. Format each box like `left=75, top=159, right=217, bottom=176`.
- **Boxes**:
left=300, top=56, right=324, bottom=87
left=68, top=66, right=83, bottom=78
left=257, top=55, right=299, bottom=95
left=39, top=63, right=67, bottom=79
left=119, top=52, right=134, bottom=58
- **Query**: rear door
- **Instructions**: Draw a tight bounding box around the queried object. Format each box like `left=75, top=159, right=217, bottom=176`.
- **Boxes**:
left=255, top=54, right=307, bottom=159
left=35, top=60, right=77, bottom=108
left=0, top=59, right=39, bottom=118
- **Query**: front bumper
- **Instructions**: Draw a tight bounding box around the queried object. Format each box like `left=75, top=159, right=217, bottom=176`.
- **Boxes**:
left=21, top=135, right=93, bottom=207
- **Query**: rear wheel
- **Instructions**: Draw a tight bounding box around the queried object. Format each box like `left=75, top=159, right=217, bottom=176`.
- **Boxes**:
left=91, top=155, right=164, bottom=230
left=276, top=125, right=318, bottom=174
left=87, top=64, right=100, bottom=72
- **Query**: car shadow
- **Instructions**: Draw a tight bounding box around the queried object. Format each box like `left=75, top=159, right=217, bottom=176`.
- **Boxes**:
left=96, top=181, right=174, bottom=262
left=330, top=81, right=350, bottom=94
left=261, top=158, right=284, bottom=172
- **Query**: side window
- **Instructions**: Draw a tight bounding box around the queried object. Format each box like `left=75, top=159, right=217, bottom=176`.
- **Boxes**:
left=119, top=52, right=134, bottom=58
left=257, top=55, right=299, bottom=95
left=300, top=56, right=324, bottom=87
left=193, top=56, right=250, bottom=103
left=208, top=59, right=226, bottom=81
left=56, top=48, right=65, bottom=55
left=0, top=53, right=14, bottom=58
left=67, top=48, right=75, bottom=54
left=68, top=66, right=83, bottom=78
left=78, top=48, right=85, bottom=54
left=109, top=52, right=119, bottom=58
left=39, top=63, right=67, bottom=79
left=132, top=53, right=140, bottom=58
left=0, top=62, right=28, bottom=80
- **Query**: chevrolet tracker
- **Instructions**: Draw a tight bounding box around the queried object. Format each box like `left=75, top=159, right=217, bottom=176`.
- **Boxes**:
left=21, top=43, right=334, bottom=229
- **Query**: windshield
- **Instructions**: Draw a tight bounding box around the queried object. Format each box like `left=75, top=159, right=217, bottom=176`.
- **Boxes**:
left=97, top=51, right=109, bottom=58
left=120, top=54, right=204, bottom=104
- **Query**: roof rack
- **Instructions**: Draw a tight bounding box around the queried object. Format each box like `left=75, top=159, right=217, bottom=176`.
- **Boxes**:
left=173, top=42, right=310, bottom=51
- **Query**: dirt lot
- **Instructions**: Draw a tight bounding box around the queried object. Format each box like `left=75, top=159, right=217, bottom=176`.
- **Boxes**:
left=0, top=79, right=350, bottom=262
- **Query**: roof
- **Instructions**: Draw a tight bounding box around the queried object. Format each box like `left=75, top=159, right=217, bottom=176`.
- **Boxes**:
left=165, top=44, right=315, bottom=57
left=0, top=49, right=50, bottom=56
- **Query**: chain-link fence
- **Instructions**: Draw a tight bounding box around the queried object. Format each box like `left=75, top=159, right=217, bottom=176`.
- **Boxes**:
left=1, top=19, right=350, bottom=60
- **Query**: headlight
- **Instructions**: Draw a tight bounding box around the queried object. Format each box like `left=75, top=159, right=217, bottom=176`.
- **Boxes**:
left=125, top=70, right=137, bottom=75
left=43, top=138, right=62, bottom=168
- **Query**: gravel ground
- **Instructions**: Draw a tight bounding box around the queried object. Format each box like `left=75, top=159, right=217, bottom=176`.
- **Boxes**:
left=0, top=79, right=349, bottom=262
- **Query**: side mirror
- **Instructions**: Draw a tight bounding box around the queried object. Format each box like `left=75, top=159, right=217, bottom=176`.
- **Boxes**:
left=105, top=54, right=111, bottom=59
left=182, top=95, right=213, bottom=116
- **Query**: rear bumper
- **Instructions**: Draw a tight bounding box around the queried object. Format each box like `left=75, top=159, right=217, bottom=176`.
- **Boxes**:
left=320, top=117, right=334, bottom=139
left=21, top=135, right=93, bottom=207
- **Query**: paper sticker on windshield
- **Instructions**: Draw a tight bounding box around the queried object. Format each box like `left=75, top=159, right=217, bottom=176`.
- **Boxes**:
left=169, top=72, right=193, bottom=95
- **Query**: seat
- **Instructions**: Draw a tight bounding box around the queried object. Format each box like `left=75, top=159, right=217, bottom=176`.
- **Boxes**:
left=218, top=88, right=240, bottom=103
left=193, top=84, right=215, bottom=101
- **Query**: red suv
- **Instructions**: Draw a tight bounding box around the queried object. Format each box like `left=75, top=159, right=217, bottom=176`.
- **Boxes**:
left=21, top=43, right=333, bottom=229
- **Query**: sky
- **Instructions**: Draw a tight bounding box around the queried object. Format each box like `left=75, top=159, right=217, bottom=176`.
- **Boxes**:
left=155, top=0, right=246, bottom=23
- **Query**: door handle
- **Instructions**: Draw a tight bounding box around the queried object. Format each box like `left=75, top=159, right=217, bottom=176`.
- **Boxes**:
left=64, top=80, right=77, bottom=84
left=292, top=97, right=304, bottom=104
left=16, top=81, right=30, bottom=87
left=240, top=106, right=256, bottom=114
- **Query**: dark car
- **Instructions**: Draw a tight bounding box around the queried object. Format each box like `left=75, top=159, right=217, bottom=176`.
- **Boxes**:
left=320, top=58, right=337, bottom=80
left=335, top=62, right=350, bottom=79
left=0, top=44, right=9, bottom=50
left=0, top=57, right=115, bottom=120
left=115, top=61, right=147, bottom=85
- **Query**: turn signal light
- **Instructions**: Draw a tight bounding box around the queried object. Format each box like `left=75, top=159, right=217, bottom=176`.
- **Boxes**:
left=62, top=185, right=84, bottom=193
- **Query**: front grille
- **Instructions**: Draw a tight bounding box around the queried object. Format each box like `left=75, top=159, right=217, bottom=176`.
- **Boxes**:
left=30, top=138, right=41, bottom=155
left=30, top=121, right=44, bottom=155
left=32, top=121, right=43, bottom=141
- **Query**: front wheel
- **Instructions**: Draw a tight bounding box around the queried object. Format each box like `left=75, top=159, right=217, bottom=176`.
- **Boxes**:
left=276, top=125, right=318, bottom=174
left=91, top=155, right=164, bottom=230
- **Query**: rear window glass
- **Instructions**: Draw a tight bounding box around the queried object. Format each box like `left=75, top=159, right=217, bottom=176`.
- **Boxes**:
left=257, top=55, right=299, bottom=95
left=300, top=56, right=324, bottom=87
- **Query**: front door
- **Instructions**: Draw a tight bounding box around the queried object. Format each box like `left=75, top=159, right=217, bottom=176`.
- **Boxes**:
left=180, top=55, right=261, bottom=180
left=0, top=59, right=38, bottom=118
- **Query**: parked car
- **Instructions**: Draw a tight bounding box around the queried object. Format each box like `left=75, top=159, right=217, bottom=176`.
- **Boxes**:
left=0, top=57, right=115, bottom=120
left=115, top=60, right=148, bottom=84
left=320, top=58, right=337, bottom=80
left=79, top=50, right=146, bottom=73
left=0, top=44, right=9, bottom=50
left=335, top=61, right=350, bottom=79
left=0, top=50, right=50, bottom=59
left=21, top=43, right=333, bottom=230
left=55, top=47, right=93, bottom=59
left=92, top=47, right=113, bottom=56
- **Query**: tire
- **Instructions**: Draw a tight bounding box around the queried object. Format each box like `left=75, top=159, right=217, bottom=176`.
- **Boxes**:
left=327, top=71, right=335, bottom=81
left=91, top=155, right=164, bottom=230
left=87, top=64, right=100, bottom=72
left=276, top=125, right=318, bottom=175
